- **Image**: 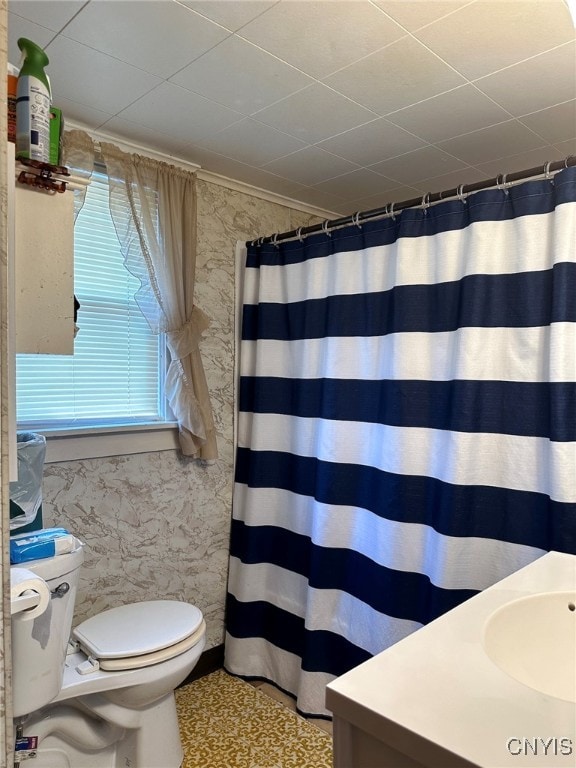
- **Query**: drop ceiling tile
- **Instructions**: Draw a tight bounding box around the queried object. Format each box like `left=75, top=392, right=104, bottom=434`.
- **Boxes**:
left=437, top=120, right=546, bottom=165
left=62, top=1, right=230, bottom=79
left=312, top=169, right=400, bottom=200
left=519, top=101, right=576, bottom=144
left=10, top=0, right=573, bottom=207
left=8, top=0, right=85, bottom=31
left=263, top=147, right=360, bottom=186
left=387, top=85, right=512, bottom=143
left=317, top=118, right=426, bottom=166
left=474, top=146, right=564, bottom=179
left=324, top=36, right=465, bottom=116
left=44, top=36, right=162, bottom=115
left=7, top=12, right=54, bottom=64
left=117, top=82, right=244, bottom=144
left=373, top=1, right=470, bottom=32
left=337, top=185, right=423, bottom=215
left=412, top=167, right=488, bottom=195
left=254, top=84, right=378, bottom=145
left=233, top=173, right=311, bottom=202
left=55, top=97, right=113, bottom=130
left=369, top=145, right=468, bottom=184
left=288, top=188, right=345, bottom=214
left=413, top=0, right=575, bottom=81
left=181, top=1, right=277, bottom=31
left=474, top=42, right=576, bottom=117
left=554, top=138, right=576, bottom=157
left=198, top=119, right=307, bottom=167
left=99, top=117, right=197, bottom=159
left=171, top=144, right=235, bottom=172
left=329, top=200, right=364, bottom=216
left=238, top=0, right=405, bottom=79
left=187, top=145, right=312, bottom=198
left=170, top=35, right=313, bottom=115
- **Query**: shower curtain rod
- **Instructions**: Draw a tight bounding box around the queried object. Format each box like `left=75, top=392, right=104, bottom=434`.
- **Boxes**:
left=252, top=154, right=576, bottom=246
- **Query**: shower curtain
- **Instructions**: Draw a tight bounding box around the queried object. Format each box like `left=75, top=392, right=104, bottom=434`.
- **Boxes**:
left=225, top=167, right=576, bottom=718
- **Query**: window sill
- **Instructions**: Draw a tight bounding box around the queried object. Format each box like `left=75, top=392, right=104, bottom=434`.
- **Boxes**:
left=36, top=423, right=180, bottom=463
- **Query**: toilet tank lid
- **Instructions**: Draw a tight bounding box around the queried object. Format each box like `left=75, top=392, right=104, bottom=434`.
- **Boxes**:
left=19, top=541, right=84, bottom=581
left=72, top=600, right=204, bottom=659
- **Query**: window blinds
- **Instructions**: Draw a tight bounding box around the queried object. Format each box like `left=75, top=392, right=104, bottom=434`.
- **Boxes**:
left=16, top=172, right=163, bottom=429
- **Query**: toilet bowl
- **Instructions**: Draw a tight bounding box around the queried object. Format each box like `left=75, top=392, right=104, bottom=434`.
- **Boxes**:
left=11, top=534, right=206, bottom=768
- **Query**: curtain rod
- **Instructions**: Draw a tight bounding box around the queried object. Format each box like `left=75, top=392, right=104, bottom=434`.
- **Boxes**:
left=252, top=155, right=576, bottom=246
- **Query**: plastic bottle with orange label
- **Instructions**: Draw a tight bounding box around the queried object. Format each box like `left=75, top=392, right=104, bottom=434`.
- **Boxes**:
left=7, top=62, right=18, bottom=144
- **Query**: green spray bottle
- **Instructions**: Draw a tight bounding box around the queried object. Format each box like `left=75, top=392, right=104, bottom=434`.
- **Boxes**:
left=16, top=38, right=51, bottom=163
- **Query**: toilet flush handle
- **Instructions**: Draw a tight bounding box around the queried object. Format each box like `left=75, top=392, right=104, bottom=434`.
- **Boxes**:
left=51, top=582, right=70, bottom=599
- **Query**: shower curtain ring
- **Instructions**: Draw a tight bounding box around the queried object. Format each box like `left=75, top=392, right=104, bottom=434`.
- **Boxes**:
left=389, top=202, right=396, bottom=220
left=498, top=173, right=509, bottom=195
left=296, top=227, right=305, bottom=243
left=352, top=212, right=362, bottom=228
left=322, top=219, right=332, bottom=237
left=272, top=233, right=280, bottom=248
left=457, top=184, right=467, bottom=203
left=421, top=193, right=430, bottom=213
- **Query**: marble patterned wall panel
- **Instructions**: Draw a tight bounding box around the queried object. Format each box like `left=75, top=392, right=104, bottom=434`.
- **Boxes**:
left=41, top=177, right=316, bottom=651
left=42, top=451, right=231, bottom=649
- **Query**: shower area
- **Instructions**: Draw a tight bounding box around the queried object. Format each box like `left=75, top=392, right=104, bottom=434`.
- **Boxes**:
left=225, top=163, right=576, bottom=718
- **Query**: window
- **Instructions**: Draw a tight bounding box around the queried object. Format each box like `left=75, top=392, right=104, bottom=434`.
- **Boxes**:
left=16, top=170, right=170, bottom=434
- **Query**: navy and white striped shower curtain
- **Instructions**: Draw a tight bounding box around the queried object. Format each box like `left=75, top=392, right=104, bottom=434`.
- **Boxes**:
left=225, top=167, right=576, bottom=718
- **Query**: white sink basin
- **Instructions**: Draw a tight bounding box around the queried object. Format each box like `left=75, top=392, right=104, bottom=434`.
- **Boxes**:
left=483, top=591, right=576, bottom=703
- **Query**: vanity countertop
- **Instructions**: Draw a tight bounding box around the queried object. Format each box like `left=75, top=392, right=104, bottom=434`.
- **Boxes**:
left=326, top=551, right=576, bottom=768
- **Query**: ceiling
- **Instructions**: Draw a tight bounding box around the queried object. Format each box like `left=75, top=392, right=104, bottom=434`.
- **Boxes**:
left=6, top=0, right=576, bottom=216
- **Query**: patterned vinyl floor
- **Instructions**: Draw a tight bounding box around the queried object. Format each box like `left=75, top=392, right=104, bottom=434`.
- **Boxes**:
left=175, top=670, right=333, bottom=768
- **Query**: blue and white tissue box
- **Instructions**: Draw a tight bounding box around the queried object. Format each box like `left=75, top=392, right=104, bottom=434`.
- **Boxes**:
left=10, top=527, right=77, bottom=564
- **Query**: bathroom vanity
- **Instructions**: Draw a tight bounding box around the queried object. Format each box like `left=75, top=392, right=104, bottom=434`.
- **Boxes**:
left=326, top=552, right=576, bottom=768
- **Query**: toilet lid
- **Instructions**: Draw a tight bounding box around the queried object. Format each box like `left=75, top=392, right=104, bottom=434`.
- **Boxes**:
left=97, top=621, right=206, bottom=671
left=73, top=600, right=204, bottom=660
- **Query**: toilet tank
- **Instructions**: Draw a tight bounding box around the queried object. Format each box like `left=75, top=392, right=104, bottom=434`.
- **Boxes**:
left=11, top=541, right=84, bottom=717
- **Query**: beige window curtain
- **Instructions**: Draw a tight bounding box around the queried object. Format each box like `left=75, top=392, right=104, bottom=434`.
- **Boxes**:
left=61, top=130, right=95, bottom=339
left=61, top=129, right=95, bottom=219
left=62, top=130, right=217, bottom=460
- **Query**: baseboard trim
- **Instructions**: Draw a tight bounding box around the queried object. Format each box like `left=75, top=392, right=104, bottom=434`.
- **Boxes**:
left=179, top=643, right=224, bottom=687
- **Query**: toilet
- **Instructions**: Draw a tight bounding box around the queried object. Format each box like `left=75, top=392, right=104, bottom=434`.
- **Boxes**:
left=10, top=534, right=206, bottom=768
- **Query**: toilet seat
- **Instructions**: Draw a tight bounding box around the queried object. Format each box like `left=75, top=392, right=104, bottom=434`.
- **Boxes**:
left=73, top=600, right=205, bottom=671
